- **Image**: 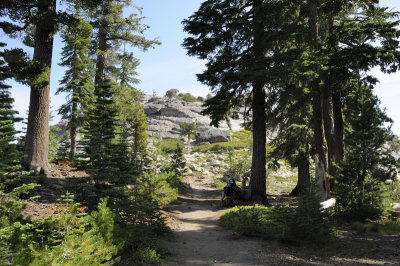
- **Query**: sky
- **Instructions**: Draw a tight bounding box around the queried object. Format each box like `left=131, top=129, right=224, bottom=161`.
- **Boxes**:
left=1, top=0, right=400, bottom=135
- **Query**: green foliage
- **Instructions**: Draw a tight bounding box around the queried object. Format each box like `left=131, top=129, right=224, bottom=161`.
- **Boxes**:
left=351, top=219, right=400, bottom=236
left=222, top=151, right=251, bottom=181
left=161, top=147, right=186, bottom=187
left=138, top=172, right=178, bottom=209
left=78, top=78, right=132, bottom=186
left=179, top=93, right=198, bottom=102
left=30, top=197, right=122, bottom=265
left=159, top=138, right=184, bottom=154
left=193, top=130, right=253, bottom=153
left=221, top=206, right=292, bottom=238
left=112, top=51, right=148, bottom=168
left=287, top=190, right=332, bottom=243
left=0, top=47, right=39, bottom=263
left=221, top=190, right=332, bottom=244
left=334, top=85, right=397, bottom=221
left=180, top=122, right=198, bottom=151
left=134, top=246, right=162, bottom=265
left=192, top=141, right=247, bottom=153
left=165, top=89, right=179, bottom=99
left=48, top=125, right=61, bottom=163
left=57, top=12, right=94, bottom=160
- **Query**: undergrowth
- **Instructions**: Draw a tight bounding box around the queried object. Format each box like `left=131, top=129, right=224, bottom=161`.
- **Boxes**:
left=221, top=190, right=332, bottom=245
left=351, top=219, right=400, bottom=235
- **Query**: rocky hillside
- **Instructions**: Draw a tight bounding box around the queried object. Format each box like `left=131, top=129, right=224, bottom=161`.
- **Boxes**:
left=141, top=94, right=245, bottom=144
left=54, top=94, right=246, bottom=145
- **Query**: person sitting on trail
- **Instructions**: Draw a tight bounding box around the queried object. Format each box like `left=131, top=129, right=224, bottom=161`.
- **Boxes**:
left=221, top=175, right=237, bottom=202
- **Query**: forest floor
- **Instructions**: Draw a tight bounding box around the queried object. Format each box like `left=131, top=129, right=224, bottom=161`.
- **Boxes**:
left=161, top=174, right=400, bottom=266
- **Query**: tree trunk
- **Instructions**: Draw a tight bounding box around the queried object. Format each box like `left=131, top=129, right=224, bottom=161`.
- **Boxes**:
left=187, top=135, right=191, bottom=152
left=250, top=0, right=268, bottom=205
left=313, top=93, right=329, bottom=200
left=323, top=88, right=338, bottom=182
left=69, top=126, right=77, bottom=160
left=69, top=98, right=77, bottom=160
left=308, top=0, right=329, bottom=200
left=25, top=0, right=56, bottom=175
left=333, top=92, right=344, bottom=160
left=290, top=153, right=311, bottom=196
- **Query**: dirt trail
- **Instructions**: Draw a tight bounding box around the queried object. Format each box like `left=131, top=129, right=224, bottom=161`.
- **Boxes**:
left=161, top=175, right=266, bottom=266
left=161, top=175, right=400, bottom=266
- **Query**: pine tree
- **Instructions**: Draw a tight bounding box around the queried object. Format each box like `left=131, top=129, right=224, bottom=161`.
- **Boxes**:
left=334, top=84, right=397, bottom=221
left=0, top=0, right=104, bottom=175
left=183, top=0, right=302, bottom=203
left=0, top=43, right=23, bottom=187
left=179, top=122, right=198, bottom=152
left=301, top=0, right=400, bottom=199
left=57, top=10, right=94, bottom=160
left=113, top=51, right=148, bottom=168
left=1, top=0, right=59, bottom=175
left=0, top=44, right=37, bottom=264
left=79, top=79, right=123, bottom=186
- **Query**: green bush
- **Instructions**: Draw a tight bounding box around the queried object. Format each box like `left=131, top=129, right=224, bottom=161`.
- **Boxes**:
left=222, top=150, right=251, bottom=181
left=33, top=197, right=122, bottom=265
left=192, top=141, right=247, bottom=153
left=287, top=190, right=332, bottom=243
left=334, top=176, right=387, bottom=221
left=180, top=93, right=198, bottom=102
left=1, top=192, right=123, bottom=265
left=159, top=138, right=184, bottom=154
left=221, top=190, right=332, bottom=244
left=221, top=206, right=292, bottom=238
left=351, top=219, right=400, bottom=235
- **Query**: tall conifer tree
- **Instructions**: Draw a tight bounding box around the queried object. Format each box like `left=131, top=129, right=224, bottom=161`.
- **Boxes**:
left=183, top=0, right=301, bottom=203
left=57, top=10, right=94, bottom=160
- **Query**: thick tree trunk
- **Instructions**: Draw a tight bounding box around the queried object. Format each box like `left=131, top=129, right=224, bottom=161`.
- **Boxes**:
left=308, top=0, right=329, bottom=200
left=249, top=0, right=268, bottom=205
left=290, top=153, right=311, bottom=196
left=25, top=0, right=56, bottom=175
left=313, top=93, right=329, bottom=200
left=333, top=92, right=344, bottom=160
left=323, top=89, right=338, bottom=182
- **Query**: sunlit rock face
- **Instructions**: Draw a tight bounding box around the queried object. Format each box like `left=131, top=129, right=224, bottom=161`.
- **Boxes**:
left=141, top=94, right=244, bottom=143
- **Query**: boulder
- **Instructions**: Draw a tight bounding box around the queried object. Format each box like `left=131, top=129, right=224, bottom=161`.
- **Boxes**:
left=144, top=103, right=163, bottom=115
left=159, top=102, right=190, bottom=117
left=196, top=128, right=231, bottom=143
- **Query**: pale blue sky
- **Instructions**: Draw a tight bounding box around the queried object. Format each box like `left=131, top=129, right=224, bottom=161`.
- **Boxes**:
left=2, top=0, right=400, bottom=134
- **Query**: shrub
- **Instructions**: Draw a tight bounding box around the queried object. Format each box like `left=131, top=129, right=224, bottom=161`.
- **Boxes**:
left=159, top=138, right=184, bottom=154
left=351, top=219, right=400, bottom=235
left=220, top=206, right=291, bottom=238
left=334, top=176, right=388, bottom=221
left=223, top=150, right=251, bottom=181
left=287, top=190, right=332, bottom=243
left=180, top=93, right=198, bottom=102
left=221, top=190, right=332, bottom=244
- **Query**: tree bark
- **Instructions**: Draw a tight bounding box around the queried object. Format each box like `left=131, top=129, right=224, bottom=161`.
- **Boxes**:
left=308, top=0, right=330, bottom=200
left=323, top=88, right=338, bottom=182
left=313, top=93, right=329, bottom=200
left=69, top=99, right=77, bottom=160
left=290, top=153, right=311, bottom=196
left=25, top=0, right=56, bottom=175
left=250, top=0, right=268, bottom=205
left=333, top=92, right=344, bottom=160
